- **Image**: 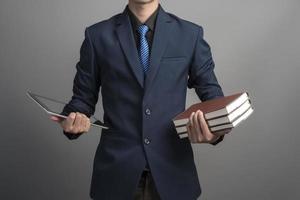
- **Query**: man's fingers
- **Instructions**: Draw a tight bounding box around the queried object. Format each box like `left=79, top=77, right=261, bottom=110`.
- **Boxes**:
left=73, top=112, right=84, bottom=133
left=186, top=113, right=193, bottom=142
left=189, top=112, right=194, bottom=127
left=64, top=112, right=76, bottom=131
left=198, top=111, right=210, bottom=134
left=192, top=111, right=200, bottom=133
left=73, top=113, right=90, bottom=133
left=82, top=115, right=90, bottom=133
left=59, top=112, right=91, bottom=134
left=194, top=110, right=205, bottom=142
left=188, top=112, right=198, bottom=143
left=186, top=109, right=223, bottom=144
left=186, top=121, right=195, bottom=143
left=198, top=111, right=218, bottom=142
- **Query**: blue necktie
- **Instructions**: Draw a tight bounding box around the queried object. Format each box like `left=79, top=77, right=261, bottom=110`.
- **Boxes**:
left=137, top=25, right=150, bottom=74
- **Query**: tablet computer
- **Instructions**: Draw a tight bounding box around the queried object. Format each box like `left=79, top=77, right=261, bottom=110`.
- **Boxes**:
left=27, top=91, right=109, bottom=129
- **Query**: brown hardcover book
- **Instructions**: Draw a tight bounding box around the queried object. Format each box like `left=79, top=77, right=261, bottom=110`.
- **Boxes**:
left=173, top=92, right=249, bottom=127
left=176, top=105, right=254, bottom=135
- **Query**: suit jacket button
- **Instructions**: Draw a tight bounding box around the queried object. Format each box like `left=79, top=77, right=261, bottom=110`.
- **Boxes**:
left=145, top=108, right=151, bottom=115
left=144, top=138, right=150, bottom=145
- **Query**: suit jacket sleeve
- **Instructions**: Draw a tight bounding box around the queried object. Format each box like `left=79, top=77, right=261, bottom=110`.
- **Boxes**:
left=187, top=26, right=228, bottom=145
left=60, top=28, right=101, bottom=140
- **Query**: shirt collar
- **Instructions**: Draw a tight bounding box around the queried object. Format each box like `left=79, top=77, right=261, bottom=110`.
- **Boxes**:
left=127, top=4, right=160, bottom=32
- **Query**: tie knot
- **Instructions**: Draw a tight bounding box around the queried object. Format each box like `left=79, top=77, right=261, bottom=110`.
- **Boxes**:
left=138, top=24, right=149, bottom=37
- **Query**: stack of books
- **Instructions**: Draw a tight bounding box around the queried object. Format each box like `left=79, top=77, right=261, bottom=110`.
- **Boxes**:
left=173, top=92, right=254, bottom=138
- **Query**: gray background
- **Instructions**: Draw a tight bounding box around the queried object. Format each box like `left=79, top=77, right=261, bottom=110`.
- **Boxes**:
left=1, top=0, right=299, bottom=199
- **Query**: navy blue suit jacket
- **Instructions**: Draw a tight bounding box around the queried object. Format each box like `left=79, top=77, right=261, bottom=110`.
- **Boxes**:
left=61, top=5, right=225, bottom=200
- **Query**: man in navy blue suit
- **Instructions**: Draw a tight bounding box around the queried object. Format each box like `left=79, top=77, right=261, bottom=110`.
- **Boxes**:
left=51, top=0, right=231, bottom=199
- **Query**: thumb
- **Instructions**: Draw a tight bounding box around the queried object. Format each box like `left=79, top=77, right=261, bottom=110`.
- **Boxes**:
left=50, top=116, right=63, bottom=122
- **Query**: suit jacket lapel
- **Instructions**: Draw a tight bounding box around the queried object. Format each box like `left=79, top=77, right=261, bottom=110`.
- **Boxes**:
left=116, top=8, right=144, bottom=88
left=144, top=6, right=174, bottom=96
left=115, top=6, right=174, bottom=90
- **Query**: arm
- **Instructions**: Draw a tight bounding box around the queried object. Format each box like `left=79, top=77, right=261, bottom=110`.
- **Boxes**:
left=187, top=26, right=229, bottom=145
left=60, top=28, right=101, bottom=140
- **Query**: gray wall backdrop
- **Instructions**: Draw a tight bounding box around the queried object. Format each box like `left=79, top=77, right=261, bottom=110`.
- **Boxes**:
left=1, top=0, right=299, bottom=199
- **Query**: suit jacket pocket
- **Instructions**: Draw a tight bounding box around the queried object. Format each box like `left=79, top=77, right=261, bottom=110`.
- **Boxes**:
left=161, top=56, right=186, bottom=62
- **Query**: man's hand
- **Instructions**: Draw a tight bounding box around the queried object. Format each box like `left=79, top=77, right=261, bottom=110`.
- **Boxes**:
left=186, top=109, right=227, bottom=144
left=50, top=112, right=91, bottom=134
